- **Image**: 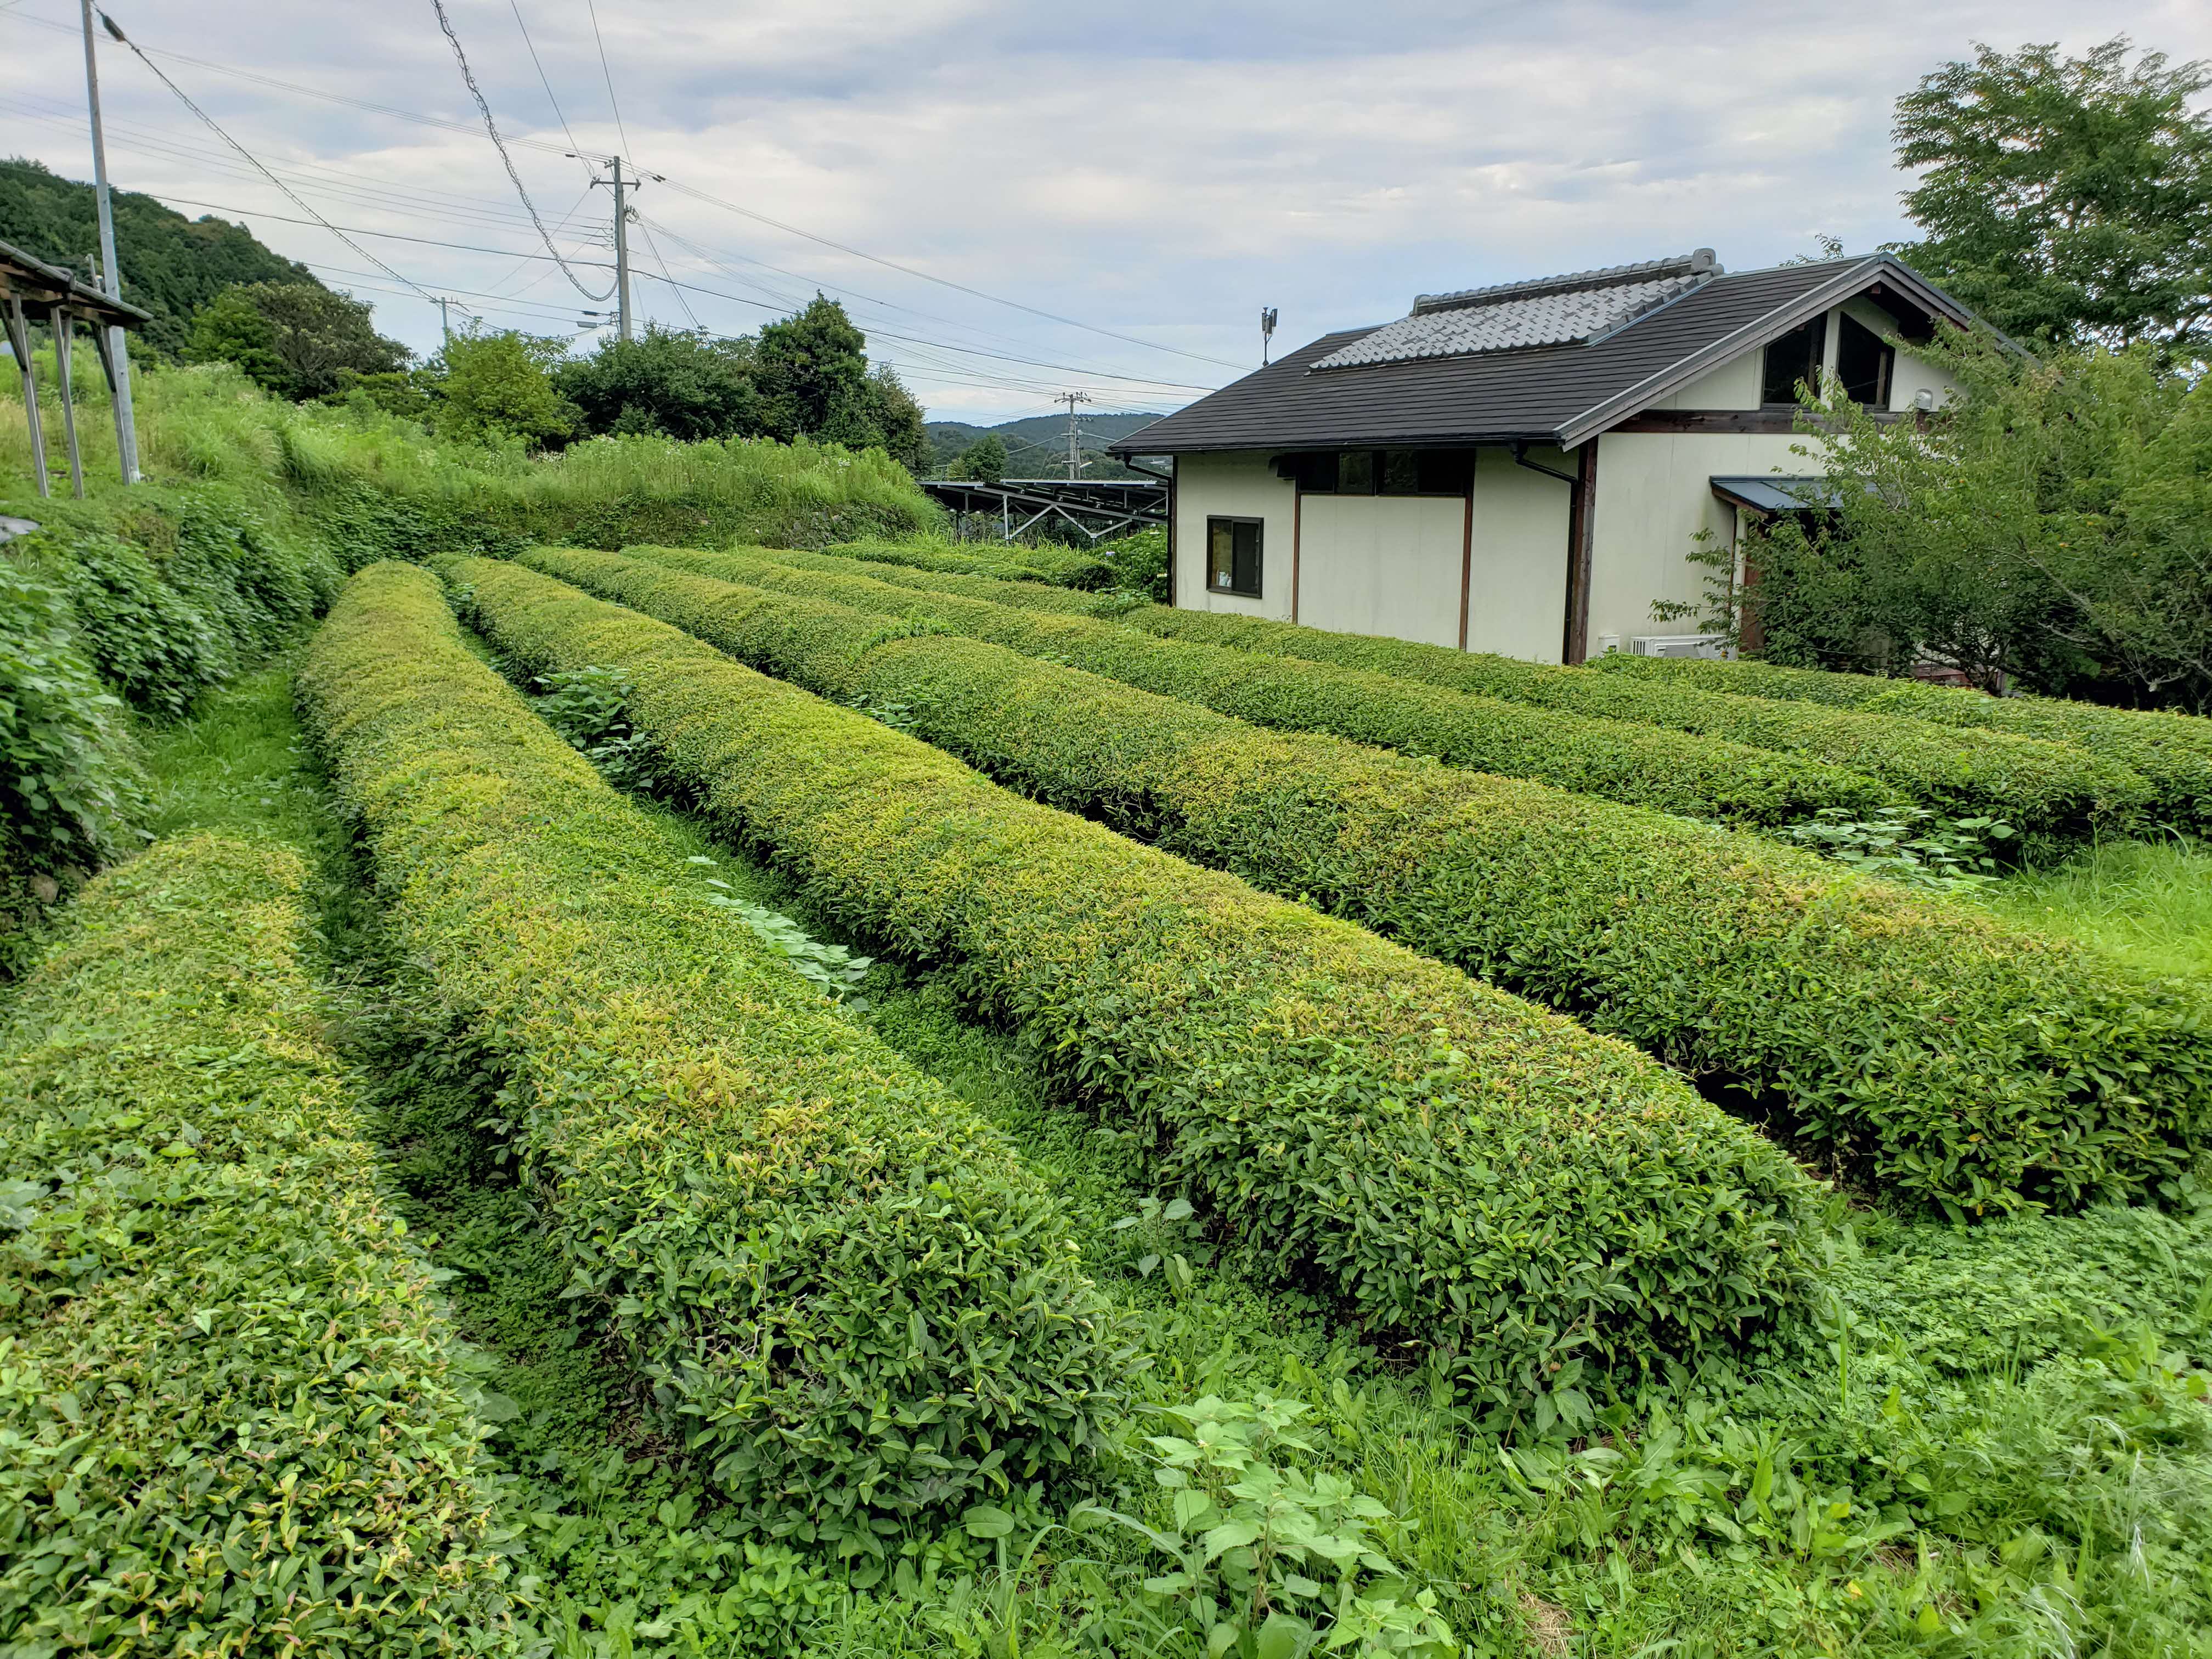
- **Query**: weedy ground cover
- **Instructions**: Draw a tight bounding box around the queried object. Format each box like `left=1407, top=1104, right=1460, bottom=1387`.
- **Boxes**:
left=522, top=545, right=2212, bottom=1217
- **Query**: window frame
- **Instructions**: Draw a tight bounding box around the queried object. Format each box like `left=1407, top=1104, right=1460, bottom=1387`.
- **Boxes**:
left=1205, top=514, right=1265, bottom=598
left=1759, top=316, right=1828, bottom=409
left=1836, top=312, right=1896, bottom=409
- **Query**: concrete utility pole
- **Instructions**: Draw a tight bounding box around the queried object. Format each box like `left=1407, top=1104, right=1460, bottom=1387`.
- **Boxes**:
left=589, top=156, right=642, bottom=342
left=435, top=296, right=456, bottom=347
left=82, top=0, right=137, bottom=482
left=1059, top=390, right=1091, bottom=480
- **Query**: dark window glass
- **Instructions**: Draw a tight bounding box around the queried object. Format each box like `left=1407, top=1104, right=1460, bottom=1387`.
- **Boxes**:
left=1380, top=450, right=1424, bottom=495
left=1207, top=517, right=1262, bottom=596
left=1338, top=450, right=1376, bottom=494
left=1837, top=313, right=1894, bottom=407
left=1283, top=451, right=1337, bottom=492
left=1760, top=317, right=1826, bottom=406
left=1417, top=450, right=1476, bottom=494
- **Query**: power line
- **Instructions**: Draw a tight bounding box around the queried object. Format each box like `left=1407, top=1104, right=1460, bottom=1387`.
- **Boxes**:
left=634, top=216, right=699, bottom=329
left=582, top=0, right=633, bottom=161
left=427, top=0, right=614, bottom=301
left=93, top=8, right=435, bottom=300
left=507, top=0, right=590, bottom=176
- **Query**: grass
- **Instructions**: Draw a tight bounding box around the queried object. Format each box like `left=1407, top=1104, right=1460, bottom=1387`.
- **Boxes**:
left=1983, top=833, right=2212, bottom=980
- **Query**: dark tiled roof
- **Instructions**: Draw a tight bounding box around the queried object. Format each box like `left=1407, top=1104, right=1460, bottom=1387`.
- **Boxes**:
left=1110, top=256, right=1976, bottom=456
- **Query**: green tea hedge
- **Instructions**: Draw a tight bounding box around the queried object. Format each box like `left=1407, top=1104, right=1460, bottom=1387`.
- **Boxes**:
left=624, top=546, right=1897, bottom=828
left=829, top=535, right=1114, bottom=590
left=452, top=552, right=1822, bottom=1395
left=0, top=834, right=518, bottom=1654
left=523, top=546, right=2212, bottom=1215
left=1586, top=653, right=2212, bottom=832
left=298, top=563, right=1122, bottom=1547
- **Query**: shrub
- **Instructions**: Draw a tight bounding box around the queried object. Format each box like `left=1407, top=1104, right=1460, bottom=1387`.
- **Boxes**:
left=297, top=563, right=1124, bottom=1550
left=1588, top=651, right=2212, bottom=832
left=628, top=546, right=1897, bottom=829
left=0, top=834, right=518, bottom=1654
left=449, top=552, right=1824, bottom=1397
left=804, top=543, right=1109, bottom=615
left=521, top=545, right=2212, bottom=1215
left=830, top=534, right=1114, bottom=590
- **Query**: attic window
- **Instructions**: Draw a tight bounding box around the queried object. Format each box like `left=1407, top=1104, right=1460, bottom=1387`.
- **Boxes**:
left=1837, top=314, right=1895, bottom=407
left=1760, top=317, right=1826, bottom=408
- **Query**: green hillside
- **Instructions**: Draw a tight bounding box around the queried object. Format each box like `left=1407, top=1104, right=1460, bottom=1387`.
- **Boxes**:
left=0, top=157, right=324, bottom=355
left=924, top=409, right=1167, bottom=479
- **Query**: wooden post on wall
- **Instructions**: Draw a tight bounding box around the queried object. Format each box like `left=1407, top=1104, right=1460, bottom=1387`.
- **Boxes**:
left=1290, top=479, right=1303, bottom=624
left=1164, top=459, right=1177, bottom=608
left=1458, top=462, right=1475, bottom=651
left=5, top=296, right=49, bottom=499
left=1561, top=438, right=1599, bottom=664
left=48, top=304, right=83, bottom=499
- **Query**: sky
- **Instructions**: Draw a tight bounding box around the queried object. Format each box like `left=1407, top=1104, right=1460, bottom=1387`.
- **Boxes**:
left=4, top=0, right=2210, bottom=431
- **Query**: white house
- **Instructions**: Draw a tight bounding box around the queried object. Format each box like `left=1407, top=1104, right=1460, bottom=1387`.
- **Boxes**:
left=1107, top=251, right=1980, bottom=663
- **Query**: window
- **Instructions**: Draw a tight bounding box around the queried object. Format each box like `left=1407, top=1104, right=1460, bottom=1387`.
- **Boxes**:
left=1337, top=450, right=1376, bottom=495
left=1207, top=516, right=1263, bottom=596
left=1760, top=317, right=1826, bottom=407
left=1274, top=449, right=1474, bottom=495
left=1837, top=313, right=1895, bottom=407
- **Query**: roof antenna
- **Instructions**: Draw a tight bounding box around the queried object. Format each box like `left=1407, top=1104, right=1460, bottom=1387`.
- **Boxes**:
left=1260, top=306, right=1278, bottom=365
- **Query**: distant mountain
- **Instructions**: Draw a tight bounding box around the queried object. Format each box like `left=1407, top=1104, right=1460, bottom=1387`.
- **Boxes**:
left=1, top=159, right=325, bottom=356
left=924, top=410, right=1171, bottom=480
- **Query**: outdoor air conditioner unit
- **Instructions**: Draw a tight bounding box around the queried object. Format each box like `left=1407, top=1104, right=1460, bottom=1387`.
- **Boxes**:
left=1628, top=634, right=1731, bottom=659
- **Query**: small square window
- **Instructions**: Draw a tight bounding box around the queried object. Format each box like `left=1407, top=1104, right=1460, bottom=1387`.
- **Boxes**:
left=1338, top=450, right=1376, bottom=495
left=1760, top=317, right=1826, bottom=407
left=1380, top=450, right=1424, bottom=495
left=1207, top=516, right=1263, bottom=597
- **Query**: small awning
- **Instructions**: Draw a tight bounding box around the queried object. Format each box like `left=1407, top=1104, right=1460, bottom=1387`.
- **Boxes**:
left=1710, top=475, right=1839, bottom=514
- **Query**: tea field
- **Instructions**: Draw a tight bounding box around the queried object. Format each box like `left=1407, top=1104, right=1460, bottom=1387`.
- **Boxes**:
left=4, top=368, right=2212, bottom=1658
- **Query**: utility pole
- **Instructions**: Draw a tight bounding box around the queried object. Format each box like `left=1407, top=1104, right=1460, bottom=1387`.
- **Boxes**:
left=82, top=0, right=137, bottom=482
left=1058, top=390, right=1091, bottom=480
left=435, top=297, right=455, bottom=348
left=586, top=156, right=642, bottom=342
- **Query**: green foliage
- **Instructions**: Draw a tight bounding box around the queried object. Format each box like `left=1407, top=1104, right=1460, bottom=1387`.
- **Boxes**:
left=639, top=544, right=1897, bottom=830
left=0, top=833, right=518, bottom=1653
left=1890, top=38, right=2212, bottom=357
left=1099, top=526, right=1171, bottom=602
left=0, top=157, right=326, bottom=356
left=1783, top=806, right=2016, bottom=893
left=299, top=562, right=1125, bottom=1549
left=1588, top=646, right=2212, bottom=831
left=455, top=551, right=1824, bottom=1396
left=552, top=324, right=764, bottom=441
left=949, top=434, right=1008, bottom=484
left=532, top=662, right=670, bottom=794
left=541, top=545, right=2212, bottom=1215
left=1093, top=1395, right=1456, bottom=1659
left=1985, top=834, right=2212, bottom=980
left=182, top=281, right=410, bottom=400
left=832, top=534, right=1116, bottom=590
left=432, top=326, right=582, bottom=450
left=749, top=297, right=932, bottom=469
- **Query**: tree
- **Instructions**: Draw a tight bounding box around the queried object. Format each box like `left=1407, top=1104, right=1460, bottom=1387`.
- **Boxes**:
left=552, top=325, right=763, bottom=441
left=755, top=295, right=878, bottom=446
left=1890, top=38, right=2212, bottom=358
left=866, top=364, right=931, bottom=473
left=182, top=281, right=409, bottom=399
left=951, top=434, right=1009, bottom=484
left=433, top=326, right=579, bottom=449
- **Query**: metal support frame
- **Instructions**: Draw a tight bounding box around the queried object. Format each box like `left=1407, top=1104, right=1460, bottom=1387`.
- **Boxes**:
left=5, top=296, right=48, bottom=498
left=88, top=315, right=129, bottom=478
left=47, top=304, right=83, bottom=499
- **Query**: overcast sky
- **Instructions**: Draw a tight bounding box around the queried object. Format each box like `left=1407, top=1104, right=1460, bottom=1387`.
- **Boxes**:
left=5, top=0, right=2210, bottom=429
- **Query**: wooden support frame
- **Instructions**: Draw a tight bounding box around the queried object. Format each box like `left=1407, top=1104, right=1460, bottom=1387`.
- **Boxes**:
left=1561, top=438, right=1599, bottom=664
left=48, top=304, right=83, bottom=499
left=1457, top=469, right=1475, bottom=651
left=1290, top=479, right=1303, bottom=623
left=5, top=295, right=48, bottom=499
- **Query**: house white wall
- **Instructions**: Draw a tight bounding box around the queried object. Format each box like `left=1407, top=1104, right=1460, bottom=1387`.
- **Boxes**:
left=1297, top=493, right=1465, bottom=647
left=1171, top=450, right=1296, bottom=619
left=1465, top=447, right=1569, bottom=661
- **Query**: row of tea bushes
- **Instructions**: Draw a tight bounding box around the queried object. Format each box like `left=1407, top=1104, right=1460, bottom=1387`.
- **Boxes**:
left=298, top=562, right=1125, bottom=1549
left=524, top=546, right=2212, bottom=1216
left=452, top=552, right=1825, bottom=1395
left=775, top=543, right=2151, bottom=845
left=1586, top=651, right=2212, bottom=831
left=627, top=546, right=1897, bottom=828
left=0, top=834, right=518, bottom=1654
left=826, top=535, right=1114, bottom=590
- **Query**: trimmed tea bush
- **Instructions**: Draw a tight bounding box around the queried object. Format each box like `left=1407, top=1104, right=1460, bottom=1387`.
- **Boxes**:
left=830, top=535, right=1114, bottom=589
left=451, top=552, right=1824, bottom=1395
left=0, top=834, right=517, bottom=1655
left=522, top=546, right=2212, bottom=1215
left=298, top=562, right=1122, bottom=1547
left=1588, top=652, right=2212, bottom=832
left=623, top=546, right=1897, bottom=828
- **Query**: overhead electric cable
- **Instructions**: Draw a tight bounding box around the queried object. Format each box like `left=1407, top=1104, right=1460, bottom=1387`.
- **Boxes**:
left=582, top=0, right=633, bottom=162
left=507, top=0, right=590, bottom=175
left=93, top=8, right=435, bottom=300
left=635, top=216, right=700, bottom=329
left=427, top=0, right=614, bottom=300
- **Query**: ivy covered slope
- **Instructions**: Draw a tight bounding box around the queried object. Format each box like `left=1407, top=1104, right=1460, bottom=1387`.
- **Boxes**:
left=630, top=546, right=1895, bottom=829
left=772, top=543, right=2147, bottom=845
left=297, top=563, right=1124, bottom=1547
left=1588, top=649, right=2212, bottom=831
left=0, top=834, right=518, bottom=1655
left=521, top=546, right=2212, bottom=1216
left=448, top=554, right=1826, bottom=1392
